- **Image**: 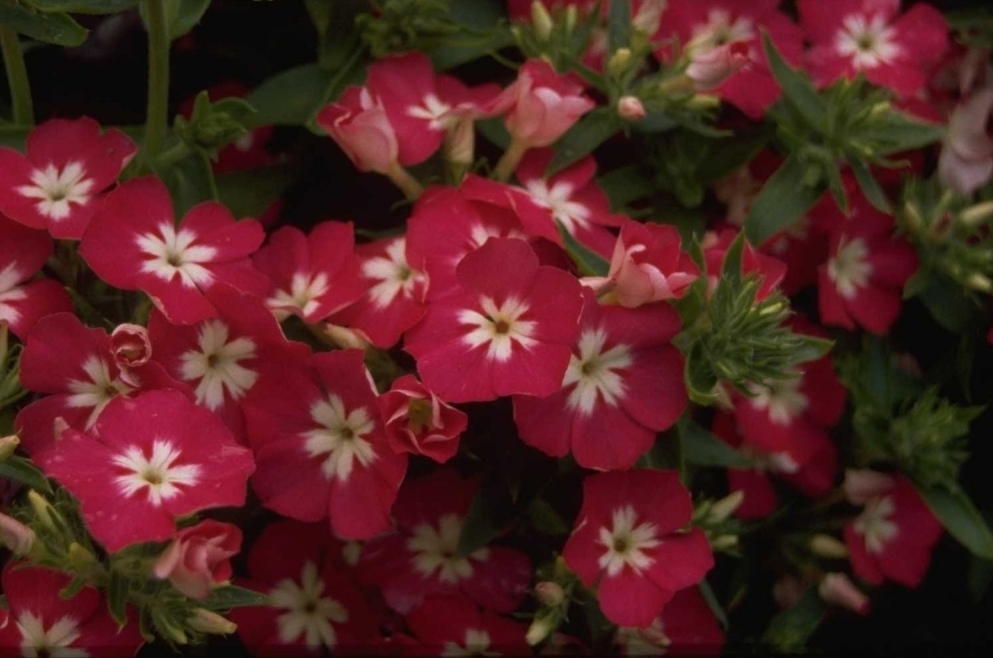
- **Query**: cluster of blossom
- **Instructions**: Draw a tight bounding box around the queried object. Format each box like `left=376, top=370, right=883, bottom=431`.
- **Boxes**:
left=0, top=0, right=985, bottom=655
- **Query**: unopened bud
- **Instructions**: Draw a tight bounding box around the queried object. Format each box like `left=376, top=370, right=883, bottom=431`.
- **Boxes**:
left=710, top=534, right=739, bottom=551
left=0, top=434, right=19, bottom=462
left=189, top=608, right=238, bottom=635
left=965, top=272, right=993, bottom=293
left=843, top=469, right=894, bottom=505
left=818, top=572, right=870, bottom=616
left=632, top=0, right=666, bottom=35
left=617, top=95, right=646, bottom=122
left=686, top=42, right=748, bottom=92
left=323, top=323, right=371, bottom=351
left=708, top=490, right=745, bottom=522
left=686, top=94, right=721, bottom=111
left=445, top=117, right=475, bottom=168
left=526, top=614, right=557, bottom=646
left=809, top=533, right=849, bottom=559
left=27, top=490, right=57, bottom=531
left=959, top=200, right=993, bottom=228
left=531, top=1, right=554, bottom=42
left=341, top=540, right=362, bottom=567
left=563, top=5, right=577, bottom=34
left=869, top=101, right=891, bottom=118
left=901, top=201, right=924, bottom=233
left=68, top=542, right=99, bottom=572
left=534, top=581, right=565, bottom=607
left=607, top=48, right=633, bottom=77
left=0, top=512, right=35, bottom=556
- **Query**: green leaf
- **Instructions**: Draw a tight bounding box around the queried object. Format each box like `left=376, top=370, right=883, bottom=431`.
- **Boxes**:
left=919, top=485, right=993, bottom=560
left=59, top=575, right=89, bottom=601
left=606, top=0, right=630, bottom=52
left=26, top=0, right=141, bottom=13
left=678, top=415, right=752, bottom=468
left=244, top=64, right=336, bottom=128
left=448, top=0, right=503, bottom=29
left=719, top=230, right=746, bottom=287
left=456, top=484, right=503, bottom=558
left=968, top=554, right=993, bottom=602
left=475, top=116, right=511, bottom=150
left=166, top=0, right=211, bottom=40
left=0, top=2, right=88, bottom=46
left=0, top=455, right=53, bottom=495
left=527, top=497, right=570, bottom=536
left=546, top=107, right=622, bottom=176
left=596, top=165, right=655, bottom=208
left=762, top=588, right=827, bottom=651
left=428, top=27, right=515, bottom=71
left=761, top=31, right=824, bottom=129
left=684, top=346, right=719, bottom=405
left=555, top=220, right=609, bottom=277
left=698, top=580, right=729, bottom=631
left=866, top=111, right=945, bottom=156
left=848, top=157, right=890, bottom=213
left=633, top=111, right=679, bottom=133
left=694, top=124, right=774, bottom=183
left=107, top=570, right=129, bottom=629
left=215, top=163, right=296, bottom=220
left=744, top=152, right=823, bottom=246
left=202, top=585, right=269, bottom=611
left=158, top=150, right=216, bottom=217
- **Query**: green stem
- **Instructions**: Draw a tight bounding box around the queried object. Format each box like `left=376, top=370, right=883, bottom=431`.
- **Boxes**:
left=0, top=27, right=33, bottom=126
left=491, top=137, right=529, bottom=183
left=385, top=162, right=424, bottom=201
left=143, top=0, right=171, bottom=162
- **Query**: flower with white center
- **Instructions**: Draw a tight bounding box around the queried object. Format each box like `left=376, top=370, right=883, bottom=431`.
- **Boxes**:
left=65, top=355, right=135, bottom=428
left=441, top=629, right=501, bottom=657
left=827, top=236, right=872, bottom=299
left=17, top=161, right=94, bottom=222
left=15, top=612, right=86, bottom=658
left=597, top=505, right=661, bottom=577
left=853, top=495, right=899, bottom=554
left=523, top=179, right=591, bottom=234
left=688, top=9, right=755, bottom=52
left=835, top=13, right=900, bottom=69
left=563, top=328, right=632, bottom=415
left=178, top=320, right=258, bottom=410
left=363, top=238, right=423, bottom=308
left=408, top=513, right=490, bottom=584
left=267, top=271, right=330, bottom=320
left=270, top=561, right=349, bottom=649
left=460, top=296, right=537, bottom=362
left=303, top=396, right=377, bottom=482
left=112, top=439, right=202, bottom=506
left=745, top=373, right=809, bottom=425
left=0, top=263, right=26, bottom=325
left=407, top=93, right=454, bottom=131
left=136, top=223, right=217, bottom=288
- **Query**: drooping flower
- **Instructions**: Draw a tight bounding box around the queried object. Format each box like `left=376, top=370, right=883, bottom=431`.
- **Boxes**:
left=0, top=117, right=136, bottom=239
left=937, top=88, right=993, bottom=196
left=317, top=86, right=399, bottom=174
left=404, top=237, right=584, bottom=403
left=79, top=176, right=268, bottom=325
left=378, top=374, right=469, bottom=463
left=153, top=519, right=243, bottom=600
left=35, top=390, right=255, bottom=552
left=601, top=219, right=700, bottom=307
left=563, top=469, right=714, bottom=628
left=244, top=348, right=408, bottom=539
left=513, top=289, right=687, bottom=470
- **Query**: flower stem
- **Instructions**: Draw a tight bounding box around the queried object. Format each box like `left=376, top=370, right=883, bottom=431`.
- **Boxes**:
left=0, top=27, right=33, bottom=126
left=385, top=162, right=424, bottom=201
left=143, top=0, right=171, bottom=162
left=492, top=137, right=528, bottom=183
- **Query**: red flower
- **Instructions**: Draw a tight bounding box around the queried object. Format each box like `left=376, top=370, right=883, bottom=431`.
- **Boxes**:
left=0, top=117, right=136, bottom=239
left=799, top=0, right=948, bottom=97
left=513, top=289, right=687, bottom=470
left=379, top=374, right=468, bottom=463
left=153, top=519, right=243, bottom=599
left=79, top=176, right=268, bottom=325
left=406, top=594, right=528, bottom=656
left=615, top=586, right=725, bottom=655
left=703, top=227, right=787, bottom=301
left=404, top=237, right=584, bottom=403
left=35, top=390, right=255, bottom=552
left=0, top=215, right=73, bottom=340
left=562, top=470, right=714, bottom=628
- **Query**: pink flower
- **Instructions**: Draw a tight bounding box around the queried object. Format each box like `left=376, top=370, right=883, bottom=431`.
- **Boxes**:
left=110, top=323, right=153, bottom=368
left=0, top=562, right=143, bottom=655
left=617, top=96, right=647, bottom=121
left=404, top=237, right=584, bottom=403
left=316, top=86, right=399, bottom=173
left=513, top=288, right=687, bottom=470
left=938, top=88, right=993, bottom=196
left=244, top=349, right=408, bottom=540
left=799, top=0, right=948, bottom=96
left=79, top=176, right=268, bottom=325
left=0, top=117, right=136, bottom=239
left=562, top=470, right=714, bottom=628
left=605, top=220, right=700, bottom=307
left=819, top=572, right=870, bottom=616
left=489, top=59, right=595, bottom=148
left=153, top=519, right=243, bottom=599
left=406, top=594, right=528, bottom=656
left=686, top=41, right=751, bottom=92
left=0, top=511, right=35, bottom=556
left=35, top=390, right=255, bottom=552
left=615, top=586, right=726, bottom=655
left=842, top=471, right=943, bottom=587
left=379, top=374, right=468, bottom=463
left=0, top=214, right=73, bottom=341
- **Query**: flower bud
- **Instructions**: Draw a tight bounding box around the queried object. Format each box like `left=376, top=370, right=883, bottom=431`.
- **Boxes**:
left=617, top=96, right=646, bottom=122
left=958, top=200, right=993, bottom=228
left=188, top=608, right=238, bottom=635
left=686, top=42, right=749, bottom=92
left=526, top=614, right=557, bottom=646
left=708, top=490, right=745, bottom=523
left=843, top=469, right=895, bottom=505
left=445, top=116, right=476, bottom=168
left=965, top=272, right=993, bottom=293
left=608, top=48, right=633, bottom=77
left=0, top=434, right=19, bottom=462
left=534, top=581, right=565, bottom=607
left=68, top=542, right=99, bottom=572
left=632, top=0, right=666, bottom=35
left=110, top=323, right=153, bottom=368
left=818, top=573, right=870, bottom=616
left=323, top=323, right=372, bottom=351
left=342, top=540, right=362, bottom=567
left=0, top=512, right=35, bottom=556
left=809, top=533, right=849, bottom=559
left=710, top=534, right=739, bottom=551
left=531, top=1, right=554, bottom=42
left=27, top=490, right=57, bottom=532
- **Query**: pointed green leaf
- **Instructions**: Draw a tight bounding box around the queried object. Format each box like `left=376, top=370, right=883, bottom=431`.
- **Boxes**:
left=456, top=485, right=503, bottom=558
left=678, top=415, right=752, bottom=468
left=848, top=157, right=890, bottom=213
left=158, top=150, right=217, bottom=217
left=0, top=3, right=87, bottom=46
left=596, top=165, right=655, bottom=208
left=216, top=163, right=296, bottom=221
left=0, top=455, right=53, bottom=495
left=606, top=0, right=630, bottom=52
left=761, top=31, right=824, bottom=129
left=719, top=230, right=746, bottom=287
left=202, top=585, right=269, bottom=611
left=762, top=588, right=827, bottom=651
left=919, top=485, right=993, bottom=560
left=59, top=575, right=89, bottom=601
left=555, top=220, right=610, bottom=277
left=867, top=112, right=945, bottom=156
left=969, top=554, right=993, bottom=602
left=26, top=0, right=141, bottom=13
left=167, top=0, right=211, bottom=39
left=245, top=64, right=336, bottom=128
left=698, top=580, right=730, bottom=631
left=546, top=107, right=622, bottom=176
left=107, top=570, right=129, bottom=629
left=744, top=152, right=823, bottom=245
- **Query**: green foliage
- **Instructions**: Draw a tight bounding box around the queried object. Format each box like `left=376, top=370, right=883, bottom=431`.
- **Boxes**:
left=555, top=220, right=610, bottom=277
left=26, top=0, right=141, bottom=14
left=173, top=91, right=257, bottom=157
left=0, top=1, right=87, bottom=46
left=762, top=588, right=828, bottom=651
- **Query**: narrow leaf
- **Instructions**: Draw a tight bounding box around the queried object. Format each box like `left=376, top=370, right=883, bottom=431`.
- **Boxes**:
left=968, top=554, right=993, bottom=602
left=0, top=455, right=53, bottom=495
left=719, top=230, right=747, bottom=287
left=167, top=0, right=210, bottom=39
left=678, top=415, right=753, bottom=468
left=762, top=588, right=827, bottom=651
left=919, top=485, right=993, bottom=560
left=107, top=571, right=129, bottom=629
left=606, top=0, right=631, bottom=52
left=848, top=157, right=890, bottom=213
left=456, top=486, right=502, bottom=558
left=245, top=64, right=336, bottom=128
left=744, top=153, right=823, bottom=245
left=202, top=585, right=269, bottom=611
left=546, top=107, right=622, bottom=176
left=26, top=0, right=141, bottom=14
left=761, top=31, right=824, bottom=129
left=869, top=112, right=945, bottom=155
left=0, top=3, right=87, bottom=46
left=596, top=165, right=655, bottom=208
left=698, top=580, right=730, bottom=631
left=555, top=220, right=609, bottom=277
left=216, top=164, right=296, bottom=220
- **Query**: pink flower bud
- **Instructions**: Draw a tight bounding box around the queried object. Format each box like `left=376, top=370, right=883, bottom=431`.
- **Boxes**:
left=686, top=42, right=750, bottom=92
left=938, top=88, right=993, bottom=196
left=378, top=374, right=468, bottom=463
left=111, top=323, right=152, bottom=368
left=188, top=608, right=238, bottom=635
left=818, top=573, right=870, bottom=616
left=617, top=95, right=646, bottom=121
left=0, top=511, right=35, bottom=556
left=534, top=581, right=565, bottom=607
left=489, top=59, right=595, bottom=148
left=843, top=469, right=895, bottom=506
left=153, top=520, right=242, bottom=600
left=316, top=87, right=399, bottom=174
left=607, top=220, right=700, bottom=307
